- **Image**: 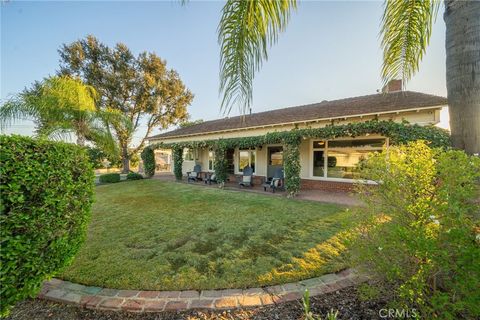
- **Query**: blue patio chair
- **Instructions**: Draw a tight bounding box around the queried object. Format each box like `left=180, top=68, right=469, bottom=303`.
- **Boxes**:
left=187, top=164, right=202, bottom=183
left=238, top=166, right=254, bottom=187
left=262, top=168, right=284, bottom=193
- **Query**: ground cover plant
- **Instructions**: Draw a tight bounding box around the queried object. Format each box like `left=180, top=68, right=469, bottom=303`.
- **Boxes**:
left=61, top=179, right=359, bottom=290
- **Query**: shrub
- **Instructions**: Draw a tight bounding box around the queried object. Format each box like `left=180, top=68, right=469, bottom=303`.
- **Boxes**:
left=352, top=141, right=480, bottom=319
left=99, top=173, right=120, bottom=183
left=0, top=135, right=94, bottom=316
left=126, top=172, right=143, bottom=180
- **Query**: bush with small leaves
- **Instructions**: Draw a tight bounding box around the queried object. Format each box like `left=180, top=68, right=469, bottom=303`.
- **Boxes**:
left=0, top=135, right=94, bottom=316
left=126, top=172, right=143, bottom=180
left=99, top=173, right=120, bottom=183
left=352, top=141, right=480, bottom=319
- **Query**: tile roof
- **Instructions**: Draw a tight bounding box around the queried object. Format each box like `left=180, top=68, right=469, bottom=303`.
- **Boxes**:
left=148, top=91, right=447, bottom=140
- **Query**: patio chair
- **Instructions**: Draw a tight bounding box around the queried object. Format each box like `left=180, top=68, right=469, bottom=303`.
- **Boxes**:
left=238, top=166, right=254, bottom=187
left=204, top=172, right=217, bottom=185
left=262, top=168, right=284, bottom=193
left=187, top=164, right=202, bottom=183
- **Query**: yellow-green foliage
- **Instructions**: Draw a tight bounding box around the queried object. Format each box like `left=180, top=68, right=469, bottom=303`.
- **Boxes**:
left=0, top=135, right=95, bottom=316
left=353, top=141, right=480, bottom=319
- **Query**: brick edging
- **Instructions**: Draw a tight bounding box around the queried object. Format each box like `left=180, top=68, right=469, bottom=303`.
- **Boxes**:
left=38, top=269, right=366, bottom=312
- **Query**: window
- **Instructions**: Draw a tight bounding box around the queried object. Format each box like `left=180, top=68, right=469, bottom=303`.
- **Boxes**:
left=312, top=138, right=385, bottom=180
left=312, top=141, right=326, bottom=177
left=226, top=149, right=235, bottom=174
left=208, top=151, right=215, bottom=171
left=313, top=150, right=325, bottom=177
left=268, top=147, right=283, bottom=165
left=326, top=150, right=373, bottom=179
left=183, top=148, right=194, bottom=161
left=328, top=138, right=385, bottom=148
left=238, top=149, right=256, bottom=173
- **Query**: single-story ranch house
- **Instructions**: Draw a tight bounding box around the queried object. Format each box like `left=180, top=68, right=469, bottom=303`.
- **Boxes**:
left=147, top=81, right=447, bottom=192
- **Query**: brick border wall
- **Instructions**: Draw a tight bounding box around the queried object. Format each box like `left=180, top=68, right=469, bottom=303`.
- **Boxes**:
left=228, top=175, right=358, bottom=192
left=38, top=269, right=366, bottom=313
left=300, top=179, right=355, bottom=192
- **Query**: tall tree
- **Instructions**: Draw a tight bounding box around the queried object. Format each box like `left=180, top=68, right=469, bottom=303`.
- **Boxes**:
left=0, top=76, right=116, bottom=154
left=58, top=35, right=194, bottom=172
left=217, top=0, right=480, bottom=154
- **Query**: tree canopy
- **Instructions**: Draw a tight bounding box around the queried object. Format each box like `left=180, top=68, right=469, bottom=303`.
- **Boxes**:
left=58, top=35, right=194, bottom=171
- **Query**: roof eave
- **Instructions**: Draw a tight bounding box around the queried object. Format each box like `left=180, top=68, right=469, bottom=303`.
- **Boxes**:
left=147, top=104, right=445, bottom=142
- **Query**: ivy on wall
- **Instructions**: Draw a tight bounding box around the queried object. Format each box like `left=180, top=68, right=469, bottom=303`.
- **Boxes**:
left=213, top=144, right=228, bottom=186
left=283, top=136, right=302, bottom=197
left=142, top=120, right=450, bottom=196
left=140, top=147, right=155, bottom=178
left=172, top=146, right=183, bottom=181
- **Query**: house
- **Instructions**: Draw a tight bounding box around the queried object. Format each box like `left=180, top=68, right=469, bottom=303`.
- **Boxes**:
left=147, top=81, right=447, bottom=191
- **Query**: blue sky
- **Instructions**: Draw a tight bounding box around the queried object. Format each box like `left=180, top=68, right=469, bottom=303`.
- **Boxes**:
left=1, top=1, right=448, bottom=145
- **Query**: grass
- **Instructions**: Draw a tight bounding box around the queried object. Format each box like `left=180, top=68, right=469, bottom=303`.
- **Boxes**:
left=61, top=179, right=359, bottom=291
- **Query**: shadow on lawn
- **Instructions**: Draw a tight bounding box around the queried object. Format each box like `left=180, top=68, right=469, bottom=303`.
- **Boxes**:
left=257, top=213, right=388, bottom=286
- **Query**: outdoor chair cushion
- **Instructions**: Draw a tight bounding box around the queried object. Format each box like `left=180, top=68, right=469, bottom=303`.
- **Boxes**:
left=271, top=178, right=280, bottom=188
left=242, top=175, right=251, bottom=184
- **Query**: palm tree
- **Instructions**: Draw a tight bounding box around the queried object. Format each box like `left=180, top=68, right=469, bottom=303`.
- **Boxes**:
left=218, top=0, right=479, bottom=154
left=0, top=76, right=118, bottom=155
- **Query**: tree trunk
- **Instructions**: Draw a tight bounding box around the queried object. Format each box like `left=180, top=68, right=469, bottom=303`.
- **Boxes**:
left=444, top=0, right=480, bottom=155
left=121, top=144, right=130, bottom=173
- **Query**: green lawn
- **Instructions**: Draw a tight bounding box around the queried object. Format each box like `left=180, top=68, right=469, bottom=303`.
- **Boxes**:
left=61, top=179, right=359, bottom=291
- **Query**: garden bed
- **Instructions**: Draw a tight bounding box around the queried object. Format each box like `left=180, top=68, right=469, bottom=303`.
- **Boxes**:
left=7, top=283, right=389, bottom=320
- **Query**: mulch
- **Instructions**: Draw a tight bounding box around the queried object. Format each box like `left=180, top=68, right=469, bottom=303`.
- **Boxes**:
left=6, top=284, right=389, bottom=320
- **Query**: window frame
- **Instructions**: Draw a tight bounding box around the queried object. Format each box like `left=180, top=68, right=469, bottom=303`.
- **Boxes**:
left=236, top=148, right=256, bottom=174
left=208, top=150, right=215, bottom=171
left=183, top=148, right=194, bottom=161
left=309, top=137, right=387, bottom=183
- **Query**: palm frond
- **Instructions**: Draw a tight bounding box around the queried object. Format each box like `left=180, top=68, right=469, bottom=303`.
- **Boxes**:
left=218, top=0, right=296, bottom=115
left=0, top=95, right=41, bottom=129
left=381, top=0, right=440, bottom=87
left=86, top=128, right=119, bottom=158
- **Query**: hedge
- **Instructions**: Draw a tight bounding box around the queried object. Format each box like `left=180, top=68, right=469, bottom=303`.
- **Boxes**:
left=126, top=172, right=143, bottom=180
left=99, top=173, right=120, bottom=183
left=0, top=135, right=94, bottom=315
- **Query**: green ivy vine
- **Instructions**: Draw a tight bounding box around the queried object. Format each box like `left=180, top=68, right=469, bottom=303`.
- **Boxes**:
left=142, top=120, right=450, bottom=196
left=140, top=147, right=155, bottom=178
left=213, top=143, right=228, bottom=186
left=171, top=146, right=183, bottom=181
